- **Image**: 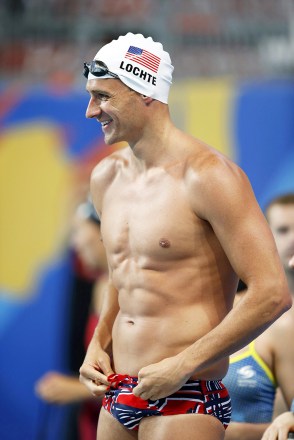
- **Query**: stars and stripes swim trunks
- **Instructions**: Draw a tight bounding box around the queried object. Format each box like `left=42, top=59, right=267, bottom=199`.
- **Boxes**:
left=102, top=373, right=231, bottom=431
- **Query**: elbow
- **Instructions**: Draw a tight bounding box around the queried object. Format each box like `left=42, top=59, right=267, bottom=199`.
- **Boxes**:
left=284, top=294, right=293, bottom=313
left=265, top=279, right=292, bottom=321
left=275, top=291, right=292, bottom=317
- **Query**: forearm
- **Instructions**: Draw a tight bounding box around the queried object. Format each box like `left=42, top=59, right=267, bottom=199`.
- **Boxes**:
left=182, top=285, right=290, bottom=376
left=79, top=282, right=118, bottom=393
left=88, top=319, right=113, bottom=354
left=225, top=422, right=270, bottom=440
left=36, top=373, right=96, bottom=405
left=86, top=281, right=119, bottom=355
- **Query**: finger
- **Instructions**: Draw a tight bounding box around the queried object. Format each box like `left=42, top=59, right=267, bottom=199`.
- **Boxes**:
left=133, top=384, right=151, bottom=401
left=278, top=428, right=289, bottom=440
left=90, top=384, right=109, bottom=397
left=132, top=383, right=143, bottom=397
left=93, top=374, right=109, bottom=386
left=148, top=396, right=159, bottom=402
left=97, top=358, right=115, bottom=378
left=80, top=364, right=109, bottom=386
left=264, top=428, right=277, bottom=440
left=79, top=372, right=106, bottom=388
left=265, top=429, right=276, bottom=440
left=80, top=375, right=109, bottom=395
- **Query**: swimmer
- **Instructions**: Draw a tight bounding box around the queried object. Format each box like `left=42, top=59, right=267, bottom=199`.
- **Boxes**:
left=224, top=194, right=294, bottom=439
left=79, top=33, right=292, bottom=440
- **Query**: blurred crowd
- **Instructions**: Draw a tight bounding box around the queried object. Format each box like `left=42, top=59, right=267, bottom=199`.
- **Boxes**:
left=0, top=0, right=293, bottom=84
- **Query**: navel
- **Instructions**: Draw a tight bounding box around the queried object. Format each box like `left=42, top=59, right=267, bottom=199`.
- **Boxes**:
left=159, top=238, right=171, bottom=248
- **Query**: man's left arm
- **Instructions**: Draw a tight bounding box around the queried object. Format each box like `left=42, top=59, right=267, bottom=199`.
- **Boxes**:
left=133, top=159, right=292, bottom=400
left=180, top=159, right=292, bottom=376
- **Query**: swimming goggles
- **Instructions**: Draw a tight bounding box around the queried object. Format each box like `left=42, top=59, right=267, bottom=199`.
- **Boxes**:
left=83, top=60, right=119, bottom=79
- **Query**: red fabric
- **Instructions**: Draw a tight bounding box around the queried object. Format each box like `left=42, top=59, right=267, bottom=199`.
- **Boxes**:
left=78, top=313, right=100, bottom=439
left=102, top=376, right=231, bottom=431
left=78, top=401, right=100, bottom=440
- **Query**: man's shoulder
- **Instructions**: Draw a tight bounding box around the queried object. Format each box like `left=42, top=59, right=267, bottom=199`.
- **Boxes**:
left=180, top=137, right=251, bottom=220
left=183, top=137, right=242, bottom=185
left=91, top=146, right=131, bottom=185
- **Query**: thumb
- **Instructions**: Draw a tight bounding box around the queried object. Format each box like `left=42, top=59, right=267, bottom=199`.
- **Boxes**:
left=132, top=383, right=141, bottom=397
left=97, top=354, right=115, bottom=378
left=100, top=362, right=114, bottom=377
left=133, top=378, right=144, bottom=397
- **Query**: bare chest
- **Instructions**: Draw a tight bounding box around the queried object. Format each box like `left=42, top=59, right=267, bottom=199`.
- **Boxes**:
left=100, top=175, right=201, bottom=262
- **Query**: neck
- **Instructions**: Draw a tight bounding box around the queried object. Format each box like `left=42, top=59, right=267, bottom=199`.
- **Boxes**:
left=128, top=105, right=177, bottom=169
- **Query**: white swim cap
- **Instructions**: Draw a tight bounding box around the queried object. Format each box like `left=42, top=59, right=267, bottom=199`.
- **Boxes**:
left=87, top=33, right=174, bottom=104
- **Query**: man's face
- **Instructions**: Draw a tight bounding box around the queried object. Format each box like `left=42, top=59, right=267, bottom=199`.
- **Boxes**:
left=267, top=204, right=294, bottom=270
left=85, top=78, right=143, bottom=145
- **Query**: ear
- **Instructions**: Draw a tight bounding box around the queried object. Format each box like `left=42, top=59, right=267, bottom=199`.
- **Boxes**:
left=141, top=95, right=153, bottom=105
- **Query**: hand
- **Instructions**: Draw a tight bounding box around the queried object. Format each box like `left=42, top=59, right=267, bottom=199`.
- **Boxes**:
left=261, top=412, right=294, bottom=440
left=79, top=348, right=114, bottom=397
left=289, top=256, right=294, bottom=269
left=133, top=354, right=190, bottom=401
left=35, top=372, right=91, bottom=404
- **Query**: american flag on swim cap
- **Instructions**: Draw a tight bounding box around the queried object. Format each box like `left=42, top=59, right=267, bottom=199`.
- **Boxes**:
left=125, top=46, right=160, bottom=73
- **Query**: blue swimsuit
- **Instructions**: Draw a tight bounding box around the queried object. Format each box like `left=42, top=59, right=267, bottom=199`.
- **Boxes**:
left=223, top=341, right=276, bottom=423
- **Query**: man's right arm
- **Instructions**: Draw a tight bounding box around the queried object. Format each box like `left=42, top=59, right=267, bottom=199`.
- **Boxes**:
left=79, top=280, right=119, bottom=396
left=79, top=152, right=121, bottom=395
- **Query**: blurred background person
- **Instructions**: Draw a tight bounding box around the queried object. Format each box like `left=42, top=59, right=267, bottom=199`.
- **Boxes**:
left=265, top=195, right=294, bottom=306
left=224, top=194, right=294, bottom=440
left=35, top=200, right=108, bottom=440
left=267, top=194, right=294, bottom=419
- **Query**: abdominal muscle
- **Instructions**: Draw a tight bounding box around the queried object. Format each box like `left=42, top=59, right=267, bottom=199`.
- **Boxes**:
left=111, top=267, right=232, bottom=380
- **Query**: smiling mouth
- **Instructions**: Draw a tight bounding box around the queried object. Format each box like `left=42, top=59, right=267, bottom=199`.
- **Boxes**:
left=101, top=119, right=113, bottom=129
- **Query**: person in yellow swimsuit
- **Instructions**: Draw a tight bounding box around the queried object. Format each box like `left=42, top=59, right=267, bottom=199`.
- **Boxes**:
left=224, top=194, right=294, bottom=440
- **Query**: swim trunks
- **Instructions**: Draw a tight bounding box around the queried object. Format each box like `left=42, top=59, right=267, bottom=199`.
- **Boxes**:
left=102, top=373, right=231, bottom=430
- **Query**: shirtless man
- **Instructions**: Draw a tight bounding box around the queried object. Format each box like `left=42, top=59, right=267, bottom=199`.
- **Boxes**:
left=79, top=33, right=292, bottom=440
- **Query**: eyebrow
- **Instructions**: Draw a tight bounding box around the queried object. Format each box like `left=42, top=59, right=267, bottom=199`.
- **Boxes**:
left=86, top=86, right=111, bottom=95
left=86, top=84, right=106, bottom=92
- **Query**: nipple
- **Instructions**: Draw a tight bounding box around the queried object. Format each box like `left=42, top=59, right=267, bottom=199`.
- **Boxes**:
left=159, top=238, right=171, bottom=248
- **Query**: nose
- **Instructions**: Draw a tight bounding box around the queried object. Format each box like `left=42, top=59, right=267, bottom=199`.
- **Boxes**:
left=85, top=97, right=102, bottom=119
